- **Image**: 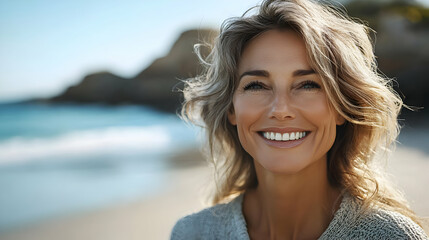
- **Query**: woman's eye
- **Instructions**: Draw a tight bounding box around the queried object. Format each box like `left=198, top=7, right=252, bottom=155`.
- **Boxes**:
left=299, top=80, right=321, bottom=90
left=243, top=81, right=265, bottom=91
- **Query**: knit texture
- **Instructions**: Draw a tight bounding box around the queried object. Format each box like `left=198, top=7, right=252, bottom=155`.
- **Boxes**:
left=171, top=194, right=428, bottom=240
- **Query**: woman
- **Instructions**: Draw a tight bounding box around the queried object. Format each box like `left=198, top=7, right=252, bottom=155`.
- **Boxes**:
left=172, top=0, right=428, bottom=239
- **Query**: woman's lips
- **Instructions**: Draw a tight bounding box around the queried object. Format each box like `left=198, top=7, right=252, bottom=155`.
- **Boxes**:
left=261, top=131, right=307, bottom=141
left=258, top=131, right=310, bottom=148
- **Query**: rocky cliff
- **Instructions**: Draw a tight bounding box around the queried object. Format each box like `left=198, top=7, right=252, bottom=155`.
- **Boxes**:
left=346, top=0, right=429, bottom=117
left=50, top=29, right=216, bottom=113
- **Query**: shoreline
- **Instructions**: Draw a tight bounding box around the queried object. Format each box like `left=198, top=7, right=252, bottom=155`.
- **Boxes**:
left=0, top=165, right=211, bottom=240
left=0, top=144, right=428, bottom=239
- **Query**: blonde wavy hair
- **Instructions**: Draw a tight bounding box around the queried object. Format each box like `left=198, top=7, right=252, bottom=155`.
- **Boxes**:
left=181, top=0, right=420, bottom=225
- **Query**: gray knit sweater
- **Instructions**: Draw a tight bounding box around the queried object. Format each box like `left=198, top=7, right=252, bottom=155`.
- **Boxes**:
left=171, top=194, right=428, bottom=239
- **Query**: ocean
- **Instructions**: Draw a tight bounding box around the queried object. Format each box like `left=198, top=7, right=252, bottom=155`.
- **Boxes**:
left=0, top=102, right=200, bottom=232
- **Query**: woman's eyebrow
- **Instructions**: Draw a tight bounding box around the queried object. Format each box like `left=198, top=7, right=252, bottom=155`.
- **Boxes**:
left=293, top=69, right=316, bottom=76
left=239, top=69, right=316, bottom=80
left=239, top=70, right=269, bottom=80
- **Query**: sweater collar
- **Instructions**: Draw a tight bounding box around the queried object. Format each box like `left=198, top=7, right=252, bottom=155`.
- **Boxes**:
left=231, top=192, right=355, bottom=239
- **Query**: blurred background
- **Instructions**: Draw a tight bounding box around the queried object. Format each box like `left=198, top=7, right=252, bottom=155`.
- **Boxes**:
left=0, top=0, right=428, bottom=239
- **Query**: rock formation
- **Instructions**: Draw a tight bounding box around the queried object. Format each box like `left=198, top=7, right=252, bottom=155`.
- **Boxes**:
left=50, top=29, right=217, bottom=113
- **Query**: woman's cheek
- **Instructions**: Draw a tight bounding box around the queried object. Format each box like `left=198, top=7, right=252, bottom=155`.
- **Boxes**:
left=236, top=95, right=267, bottom=118
left=293, top=93, right=328, bottom=118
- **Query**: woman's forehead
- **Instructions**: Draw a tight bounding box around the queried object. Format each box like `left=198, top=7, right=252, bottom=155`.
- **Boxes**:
left=238, top=29, right=311, bottom=75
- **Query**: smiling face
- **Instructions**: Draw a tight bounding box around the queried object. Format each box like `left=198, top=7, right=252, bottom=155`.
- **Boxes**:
left=228, top=29, right=344, bottom=174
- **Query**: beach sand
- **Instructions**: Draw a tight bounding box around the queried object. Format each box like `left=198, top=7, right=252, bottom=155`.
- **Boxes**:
left=0, top=145, right=428, bottom=239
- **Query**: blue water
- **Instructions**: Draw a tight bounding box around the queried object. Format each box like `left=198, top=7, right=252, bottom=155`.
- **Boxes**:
left=0, top=102, right=176, bottom=140
left=0, top=102, right=200, bottom=232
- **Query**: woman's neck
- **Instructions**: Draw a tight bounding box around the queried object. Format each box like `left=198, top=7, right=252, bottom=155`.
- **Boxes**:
left=243, top=158, right=341, bottom=240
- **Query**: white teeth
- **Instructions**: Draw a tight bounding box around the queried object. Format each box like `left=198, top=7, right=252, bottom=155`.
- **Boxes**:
left=262, top=131, right=307, bottom=142
left=282, top=133, right=289, bottom=141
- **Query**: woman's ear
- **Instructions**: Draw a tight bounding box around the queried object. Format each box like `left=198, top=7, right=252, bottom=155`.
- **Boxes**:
left=227, top=108, right=237, bottom=125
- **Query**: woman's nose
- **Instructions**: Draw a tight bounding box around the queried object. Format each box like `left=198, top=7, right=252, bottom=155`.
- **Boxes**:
left=269, top=93, right=295, bottom=120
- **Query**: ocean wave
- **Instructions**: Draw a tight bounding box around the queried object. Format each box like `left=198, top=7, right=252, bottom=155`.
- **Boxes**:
left=0, top=126, right=173, bottom=165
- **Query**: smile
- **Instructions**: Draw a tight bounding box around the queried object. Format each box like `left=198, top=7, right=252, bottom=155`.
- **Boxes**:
left=261, top=131, right=307, bottom=141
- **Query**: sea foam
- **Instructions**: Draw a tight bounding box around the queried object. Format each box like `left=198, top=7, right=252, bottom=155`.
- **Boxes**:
left=0, top=125, right=171, bottom=165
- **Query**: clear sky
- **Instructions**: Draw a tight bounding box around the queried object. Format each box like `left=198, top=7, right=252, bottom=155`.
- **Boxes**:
left=0, top=0, right=258, bottom=102
left=1, top=0, right=428, bottom=102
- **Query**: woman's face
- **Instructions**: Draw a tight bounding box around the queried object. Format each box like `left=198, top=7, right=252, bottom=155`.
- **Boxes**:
left=228, top=29, right=344, bottom=174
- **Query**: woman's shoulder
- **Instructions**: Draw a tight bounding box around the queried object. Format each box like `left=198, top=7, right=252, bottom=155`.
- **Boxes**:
left=170, top=194, right=249, bottom=240
left=322, top=194, right=428, bottom=239
left=352, top=207, right=428, bottom=239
